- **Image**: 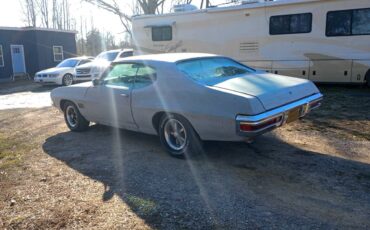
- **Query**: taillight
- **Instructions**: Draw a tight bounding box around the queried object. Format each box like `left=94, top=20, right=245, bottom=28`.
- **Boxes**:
left=240, top=116, right=282, bottom=132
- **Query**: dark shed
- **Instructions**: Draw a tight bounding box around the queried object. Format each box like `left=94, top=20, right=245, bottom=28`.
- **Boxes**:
left=0, top=27, right=76, bottom=82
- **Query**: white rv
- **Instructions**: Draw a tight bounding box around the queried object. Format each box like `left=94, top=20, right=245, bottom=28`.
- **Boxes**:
left=132, top=0, right=370, bottom=85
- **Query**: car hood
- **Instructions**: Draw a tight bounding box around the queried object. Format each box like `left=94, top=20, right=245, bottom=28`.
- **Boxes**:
left=37, top=67, right=72, bottom=74
left=208, top=72, right=320, bottom=110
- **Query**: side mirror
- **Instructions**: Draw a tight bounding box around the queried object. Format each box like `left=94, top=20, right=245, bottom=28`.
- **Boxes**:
left=92, top=79, right=103, bottom=86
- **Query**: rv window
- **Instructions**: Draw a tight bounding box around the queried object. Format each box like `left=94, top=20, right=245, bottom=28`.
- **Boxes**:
left=0, top=45, right=4, bottom=67
left=270, top=13, right=312, bottom=35
left=53, top=46, right=64, bottom=62
left=326, top=11, right=351, bottom=36
left=352, top=9, right=370, bottom=35
left=326, top=8, right=370, bottom=36
left=152, top=26, right=172, bottom=41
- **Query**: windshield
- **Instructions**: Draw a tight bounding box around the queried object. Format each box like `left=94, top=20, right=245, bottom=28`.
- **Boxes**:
left=177, top=57, right=255, bottom=83
left=56, top=59, right=79, bottom=68
left=96, top=51, right=119, bottom=62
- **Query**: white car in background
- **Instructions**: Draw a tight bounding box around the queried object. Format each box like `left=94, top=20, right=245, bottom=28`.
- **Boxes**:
left=75, top=49, right=134, bottom=81
left=34, top=57, right=94, bottom=86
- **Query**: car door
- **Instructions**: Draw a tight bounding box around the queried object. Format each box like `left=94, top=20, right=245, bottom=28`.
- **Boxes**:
left=84, top=63, right=138, bottom=130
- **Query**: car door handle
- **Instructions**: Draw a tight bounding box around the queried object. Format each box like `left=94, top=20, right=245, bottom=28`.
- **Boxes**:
left=120, top=93, right=129, bottom=98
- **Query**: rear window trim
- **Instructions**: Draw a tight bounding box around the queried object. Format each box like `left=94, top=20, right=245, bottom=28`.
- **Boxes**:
left=175, top=56, right=256, bottom=73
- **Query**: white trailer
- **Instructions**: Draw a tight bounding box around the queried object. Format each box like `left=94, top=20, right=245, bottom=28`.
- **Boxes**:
left=132, top=0, right=370, bottom=84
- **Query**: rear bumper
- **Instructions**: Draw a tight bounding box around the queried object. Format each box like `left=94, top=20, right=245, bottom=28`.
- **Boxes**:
left=236, top=93, right=323, bottom=138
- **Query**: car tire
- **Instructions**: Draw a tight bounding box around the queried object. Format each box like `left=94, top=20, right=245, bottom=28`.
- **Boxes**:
left=62, top=73, right=73, bottom=86
left=63, top=101, right=90, bottom=132
left=158, top=113, right=203, bottom=158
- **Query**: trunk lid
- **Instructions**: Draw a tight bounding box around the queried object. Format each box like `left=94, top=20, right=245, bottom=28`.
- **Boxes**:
left=209, top=72, right=319, bottom=110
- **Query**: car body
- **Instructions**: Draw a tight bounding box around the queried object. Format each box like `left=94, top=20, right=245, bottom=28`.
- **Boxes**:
left=34, top=57, right=94, bottom=86
left=74, top=49, right=134, bottom=82
left=51, top=53, right=323, bottom=157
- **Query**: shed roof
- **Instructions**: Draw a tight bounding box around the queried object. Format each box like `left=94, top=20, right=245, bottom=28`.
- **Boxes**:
left=0, top=26, right=77, bottom=34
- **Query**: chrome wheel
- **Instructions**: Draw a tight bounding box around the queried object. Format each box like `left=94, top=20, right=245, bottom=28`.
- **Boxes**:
left=63, top=74, right=73, bottom=86
left=164, top=119, right=187, bottom=151
left=66, top=105, right=78, bottom=128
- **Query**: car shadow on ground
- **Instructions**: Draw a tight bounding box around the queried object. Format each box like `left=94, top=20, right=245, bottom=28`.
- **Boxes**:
left=42, top=124, right=370, bottom=229
left=30, top=85, right=59, bottom=93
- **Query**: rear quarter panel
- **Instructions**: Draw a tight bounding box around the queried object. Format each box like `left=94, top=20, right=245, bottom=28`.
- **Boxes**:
left=131, top=63, right=265, bottom=141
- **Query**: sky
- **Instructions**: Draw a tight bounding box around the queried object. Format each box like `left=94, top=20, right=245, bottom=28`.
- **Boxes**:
left=0, top=0, right=124, bottom=38
left=0, top=0, right=230, bottom=41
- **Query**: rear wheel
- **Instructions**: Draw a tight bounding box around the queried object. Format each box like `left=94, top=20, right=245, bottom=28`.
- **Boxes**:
left=62, top=73, right=73, bottom=86
left=63, top=101, right=89, bottom=132
left=158, top=114, right=203, bottom=158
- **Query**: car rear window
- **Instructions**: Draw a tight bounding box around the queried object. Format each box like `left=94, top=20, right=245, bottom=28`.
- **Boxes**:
left=176, top=57, right=255, bottom=83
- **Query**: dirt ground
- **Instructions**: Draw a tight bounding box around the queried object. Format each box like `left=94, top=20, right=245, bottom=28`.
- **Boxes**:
left=0, top=82, right=370, bottom=229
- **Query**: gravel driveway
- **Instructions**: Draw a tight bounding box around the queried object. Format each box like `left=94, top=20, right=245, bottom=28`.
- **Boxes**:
left=1, top=83, right=370, bottom=229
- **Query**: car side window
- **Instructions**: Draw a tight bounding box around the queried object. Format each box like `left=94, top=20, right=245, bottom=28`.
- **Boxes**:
left=103, top=64, right=137, bottom=88
left=134, top=64, right=157, bottom=89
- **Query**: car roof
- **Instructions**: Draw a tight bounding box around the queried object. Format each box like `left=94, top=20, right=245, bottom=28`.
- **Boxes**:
left=67, top=56, right=94, bottom=60
left=114, top=53, right=219, bottom=64
left=101, top=49, right=121, bottom=54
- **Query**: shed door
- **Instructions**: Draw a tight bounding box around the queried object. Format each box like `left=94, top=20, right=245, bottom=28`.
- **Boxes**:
left=11, top=45, right=26, bottom=74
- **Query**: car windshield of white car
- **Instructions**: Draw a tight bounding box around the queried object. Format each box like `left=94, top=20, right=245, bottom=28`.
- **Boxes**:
left=177, top=57, right=255, bottom=83
left=57, top=59, right=79, bottom=68
left=96, top=52, right=119, bottom=62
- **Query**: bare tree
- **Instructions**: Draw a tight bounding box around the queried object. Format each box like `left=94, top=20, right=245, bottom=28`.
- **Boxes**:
left=21, top=0, right=37, bottom=27
left=200, top=0, right=210, bottom=9
left=83, top=0, right=167, bottom=37
left=137, top=0, right=166, bottom=14
left=37, top=0, right=50, bottom=28
left=51, top=0, right=72, bottom=30
left=21, top=0, right=74, bottom=30
left=84, top=0, right=133, bottom=37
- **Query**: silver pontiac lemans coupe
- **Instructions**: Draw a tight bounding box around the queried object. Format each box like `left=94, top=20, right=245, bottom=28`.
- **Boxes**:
left=51, top=53, right=322, bottom=157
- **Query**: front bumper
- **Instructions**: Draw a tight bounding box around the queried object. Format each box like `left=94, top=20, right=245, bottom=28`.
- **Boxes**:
left=74, top=74, right=92, bottom=81
left=236, top=93, right=323, bottom=138
left=34, top=77, right=60, bottom=85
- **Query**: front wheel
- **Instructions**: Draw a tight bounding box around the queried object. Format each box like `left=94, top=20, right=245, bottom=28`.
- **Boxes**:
left=63, top=101, right=90, bottom=132
left=159, top=114, right=203, bottom=158
left=62, top=73, right=73, bottom=86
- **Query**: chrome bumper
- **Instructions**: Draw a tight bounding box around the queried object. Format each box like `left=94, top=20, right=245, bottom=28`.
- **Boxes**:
left=236, top=93, right=323, bottom=137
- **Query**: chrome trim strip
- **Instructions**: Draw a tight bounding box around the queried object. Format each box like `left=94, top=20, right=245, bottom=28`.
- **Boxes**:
left=236, top=93, right=323, bottom=123
left=236, top=93, right=323, bottom=137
